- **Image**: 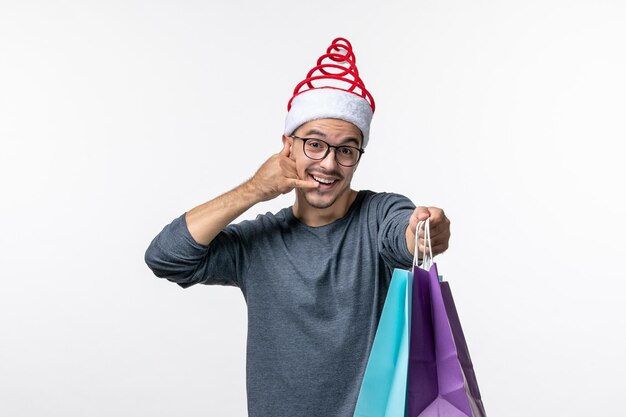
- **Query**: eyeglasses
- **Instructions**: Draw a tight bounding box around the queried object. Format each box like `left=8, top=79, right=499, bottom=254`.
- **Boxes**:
left=289, top=135, right=364, bottom=167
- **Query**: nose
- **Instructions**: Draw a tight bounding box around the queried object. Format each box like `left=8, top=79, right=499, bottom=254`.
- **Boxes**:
left=319, top=148, right=339, bottom=170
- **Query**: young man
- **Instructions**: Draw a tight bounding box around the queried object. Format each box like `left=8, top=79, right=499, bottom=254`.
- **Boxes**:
left=145, top=38, right=451, bottom=417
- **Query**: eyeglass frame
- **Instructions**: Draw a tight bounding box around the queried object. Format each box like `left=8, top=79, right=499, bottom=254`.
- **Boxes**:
left=289, top=135, right=365, bottom=167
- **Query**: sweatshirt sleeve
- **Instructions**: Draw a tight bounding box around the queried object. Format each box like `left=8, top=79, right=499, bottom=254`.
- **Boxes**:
left=144, top=212, right=243, bottom=288
left=375, top=193, right=415, bottom=269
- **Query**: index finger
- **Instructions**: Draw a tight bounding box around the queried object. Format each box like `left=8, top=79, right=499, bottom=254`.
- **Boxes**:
left=293, top=179, right=319, bottom=189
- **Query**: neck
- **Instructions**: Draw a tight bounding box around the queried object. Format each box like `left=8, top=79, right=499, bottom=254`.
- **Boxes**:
left=292, top=189, right=358, bottom=227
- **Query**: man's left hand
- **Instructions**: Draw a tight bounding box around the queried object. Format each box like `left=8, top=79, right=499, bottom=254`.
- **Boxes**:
left=407, top=206, right=451, bottom=257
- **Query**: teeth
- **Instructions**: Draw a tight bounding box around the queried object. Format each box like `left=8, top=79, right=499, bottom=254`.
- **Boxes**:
left=313, top=176, right=335, bottom=184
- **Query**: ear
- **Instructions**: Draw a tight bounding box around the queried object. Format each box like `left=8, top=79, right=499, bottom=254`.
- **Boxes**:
left=282, top=135, right=294, bottom=158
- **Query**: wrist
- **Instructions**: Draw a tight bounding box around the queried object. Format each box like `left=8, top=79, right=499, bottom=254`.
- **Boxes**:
left=241, top=178, right=267, bottom=204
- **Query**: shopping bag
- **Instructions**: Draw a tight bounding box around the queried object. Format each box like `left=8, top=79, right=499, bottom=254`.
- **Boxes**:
left=440, top=282, right=487, bottom=416
left=353, top=268, right=412, bottom=417
left=407, top=220, right=486, bottom=417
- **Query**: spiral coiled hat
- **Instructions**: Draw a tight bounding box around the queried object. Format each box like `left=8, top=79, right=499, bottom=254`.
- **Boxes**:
left=284, top=37, right=375, bottom=148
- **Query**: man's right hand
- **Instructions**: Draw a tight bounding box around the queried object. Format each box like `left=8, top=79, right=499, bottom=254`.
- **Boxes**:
left=248, top=140, right=319, bottom=202
left=185, top=139, right=319, bottom=246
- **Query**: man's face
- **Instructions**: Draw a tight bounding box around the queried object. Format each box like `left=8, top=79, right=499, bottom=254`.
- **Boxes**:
left=286, top=118, right=363, bottom=210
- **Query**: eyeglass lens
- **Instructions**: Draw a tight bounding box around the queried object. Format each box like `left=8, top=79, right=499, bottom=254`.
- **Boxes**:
left=303, top=139, right=360, bottom=166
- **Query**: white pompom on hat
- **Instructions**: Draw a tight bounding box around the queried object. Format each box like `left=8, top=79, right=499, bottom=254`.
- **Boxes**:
left=284, top=38, right=375, bottom=148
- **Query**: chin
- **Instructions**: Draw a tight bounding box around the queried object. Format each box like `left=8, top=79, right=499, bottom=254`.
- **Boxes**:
left=303, top=187, right=344, bottom=209
left=305, top=196, right=336, bottom=209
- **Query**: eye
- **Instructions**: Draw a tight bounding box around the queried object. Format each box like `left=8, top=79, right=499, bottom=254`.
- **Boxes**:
left=338, top=147, right=354, bottom=156
left=306, top=140, right=325, bottom=149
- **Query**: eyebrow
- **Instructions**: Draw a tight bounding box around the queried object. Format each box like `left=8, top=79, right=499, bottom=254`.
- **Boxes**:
left=302, top=129, right=361, bottom=147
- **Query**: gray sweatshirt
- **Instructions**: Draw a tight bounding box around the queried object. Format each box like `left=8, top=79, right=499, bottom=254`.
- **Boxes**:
left=144, top=190, right=415, bottom=417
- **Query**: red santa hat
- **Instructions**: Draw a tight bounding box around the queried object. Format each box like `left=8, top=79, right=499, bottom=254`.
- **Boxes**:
left=284, top=37, right=375, bottom=148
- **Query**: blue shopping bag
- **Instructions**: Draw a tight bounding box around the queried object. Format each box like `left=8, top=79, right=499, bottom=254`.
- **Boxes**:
left=353, top=268, right=413, bottom=417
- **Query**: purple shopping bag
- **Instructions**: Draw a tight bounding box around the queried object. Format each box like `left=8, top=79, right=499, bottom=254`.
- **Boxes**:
left=440, top=281, right=487, bottom=416
left=407, top=261, right=486, bottom=417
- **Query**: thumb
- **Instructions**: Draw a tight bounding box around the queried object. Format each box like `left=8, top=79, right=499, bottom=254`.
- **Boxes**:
left=279, top=140, right=291, bottom=157
left=415, top=206, right=431, bottom=221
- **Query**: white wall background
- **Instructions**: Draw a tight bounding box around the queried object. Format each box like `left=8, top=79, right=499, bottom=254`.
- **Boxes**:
left=1, top=1, right=625, bottom=416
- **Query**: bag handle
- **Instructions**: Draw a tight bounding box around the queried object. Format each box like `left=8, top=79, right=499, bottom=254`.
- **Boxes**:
left=414, top=219, right=433, bottom=270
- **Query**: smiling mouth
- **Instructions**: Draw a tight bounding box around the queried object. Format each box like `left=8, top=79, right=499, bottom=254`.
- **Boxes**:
left=312, top=175, right=337, bottom=185
left=309, top=174, right=339, bottom=188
